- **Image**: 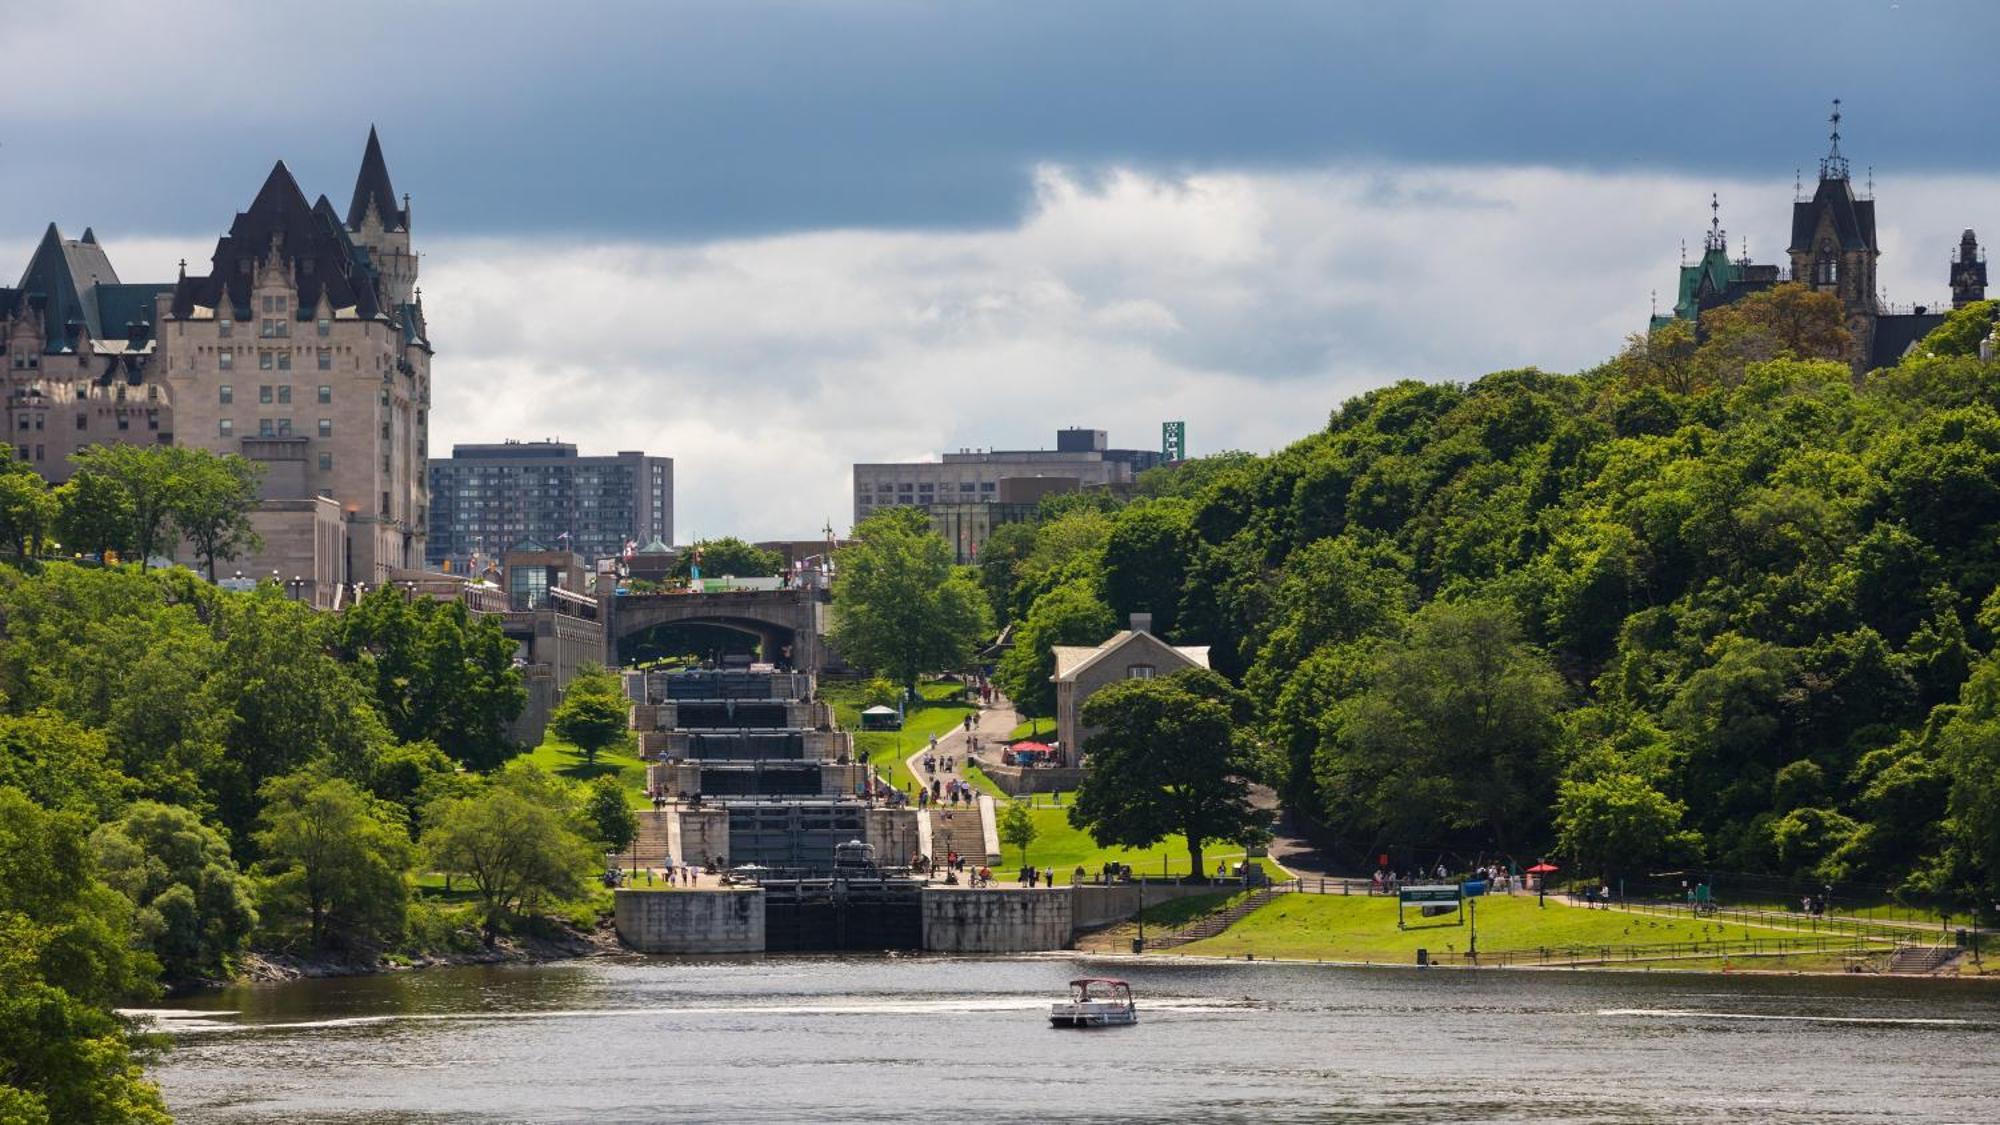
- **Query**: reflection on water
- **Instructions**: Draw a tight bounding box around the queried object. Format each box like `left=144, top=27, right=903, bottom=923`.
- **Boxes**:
left=142, top=956, right=2000, bottom=1123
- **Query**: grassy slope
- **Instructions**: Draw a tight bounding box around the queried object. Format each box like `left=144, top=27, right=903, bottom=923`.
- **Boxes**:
left=1173, top=893, right=1844, bottom=962
left=1006, top=718, right=1052, bottom=741
left=823, top=679, right=973, bottom=795
left=523, top=737, right=653, bottom=808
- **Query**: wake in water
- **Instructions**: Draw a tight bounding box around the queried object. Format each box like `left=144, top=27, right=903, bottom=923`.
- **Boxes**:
left=1598, top=1008, right=1989, bottom=1029
left=125, top=996, right=1263, bottom=1034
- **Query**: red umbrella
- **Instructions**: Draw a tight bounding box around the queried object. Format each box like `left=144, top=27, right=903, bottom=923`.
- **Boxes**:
left=1525, top=863, right=1559, bottom=874
left=1012, top=742, right=1055, bottom=754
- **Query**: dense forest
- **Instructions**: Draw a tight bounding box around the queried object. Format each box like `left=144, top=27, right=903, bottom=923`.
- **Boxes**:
left=991, top=285, right=2000, bottom=914
left=0, top=564, right=634, bottom=1122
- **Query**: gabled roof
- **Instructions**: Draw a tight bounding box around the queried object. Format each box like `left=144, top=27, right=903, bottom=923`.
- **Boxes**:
left=1789, top=175, right=1877, bottom=255
left=346, top=126, right=406, bottom=231
left=9, top=223, right=168, bottom=352
left=1052, top=629, right=1210, bottom=683
left=170, top=160, right=386, bottom=323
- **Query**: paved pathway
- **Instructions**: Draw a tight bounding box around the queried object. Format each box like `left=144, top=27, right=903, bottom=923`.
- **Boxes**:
left=906, top=692, right=1018, bottom=798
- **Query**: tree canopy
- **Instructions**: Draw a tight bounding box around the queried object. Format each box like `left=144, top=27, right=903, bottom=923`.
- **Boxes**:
left=1069, top=668, right=1270, bottom=878
left=831, top=508, right=992, bottom=690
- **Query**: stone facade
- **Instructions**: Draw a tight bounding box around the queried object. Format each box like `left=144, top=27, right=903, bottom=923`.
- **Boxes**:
left=1051, top=613, right=1210, bottom=763
left=2, top=128, right=431, bottom=589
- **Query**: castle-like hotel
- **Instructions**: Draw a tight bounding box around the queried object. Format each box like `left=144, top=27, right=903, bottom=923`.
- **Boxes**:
left=1652, top=103, right=1988, bottom=371
left=0, top=129, right=430, bottom=600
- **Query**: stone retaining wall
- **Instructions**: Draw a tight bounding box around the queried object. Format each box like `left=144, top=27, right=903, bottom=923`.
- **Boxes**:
left=614, top=889, right=765, bottom=953
left=921, top=888, right=1072, bottom=953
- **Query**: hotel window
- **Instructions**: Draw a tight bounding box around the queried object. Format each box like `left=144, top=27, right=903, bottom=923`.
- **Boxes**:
left=219, top=384, right=233, bottom=404
left=16, top=417, right=26, bottom=431
left=317, top=318, right=330, bottom=337
left=116, top=416, right=128, bottom=431
left=318, top=418, right=332, bottom=438
left=277, top=352, right=291, bottom=371
left=218, top=419, right=233, bottom=437
left=259, top=419, right=274, bottom=437
left=33, top=445, right=42, bottom=462
left=276, top=418, right=292, bottom=437
left=218, top=351, right=233, bottom=371
left=277, top=386, right=291, bottom=405
left=75, top=414, right=85, bottom=431
left=259, top=385, right=273, bottom=404
left=219, top=319, right=233, bottom=338
left=259, top=352, right=273, bottom=371
left=317, top=349, right=332, bottom=370
left=317, top=385, right=332, bottom=404
left=319, top=452, right=333, bottom=471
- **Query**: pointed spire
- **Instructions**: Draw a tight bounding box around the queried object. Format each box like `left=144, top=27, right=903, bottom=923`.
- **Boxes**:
left=1820, top=97, right=1850, bottom=181
left=347, top=125, right=404, bottom=231
left=1705, top=192, right=1726, bottom=253
left=79, top=227, right=96, bottom=245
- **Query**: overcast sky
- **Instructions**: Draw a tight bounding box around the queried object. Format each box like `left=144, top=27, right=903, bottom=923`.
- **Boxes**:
left=4, top=1, right=1997, bottom=539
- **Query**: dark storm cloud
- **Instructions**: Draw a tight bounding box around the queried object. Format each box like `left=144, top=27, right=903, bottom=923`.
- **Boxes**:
left=0, top=0, right=1992, bottom=243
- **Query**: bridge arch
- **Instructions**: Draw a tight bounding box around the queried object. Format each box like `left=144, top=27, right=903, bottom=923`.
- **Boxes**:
left=604, top=588, right=827, bottom=671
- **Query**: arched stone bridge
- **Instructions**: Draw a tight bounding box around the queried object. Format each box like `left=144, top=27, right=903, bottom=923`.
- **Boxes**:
left=604, top=586, right=829, bottom=670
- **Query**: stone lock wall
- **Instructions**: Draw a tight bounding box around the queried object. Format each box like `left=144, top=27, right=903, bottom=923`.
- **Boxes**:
left=920, top=888, right=1072, bottom=953
left=614, top=889, right=765, bottom=953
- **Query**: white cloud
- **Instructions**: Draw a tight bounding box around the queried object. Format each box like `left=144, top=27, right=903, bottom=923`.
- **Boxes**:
left=12, top=164, right=1995, bottom=543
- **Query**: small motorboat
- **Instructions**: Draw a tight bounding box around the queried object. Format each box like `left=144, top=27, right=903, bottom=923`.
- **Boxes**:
left=1049, top=978, right=1137, bottom=1028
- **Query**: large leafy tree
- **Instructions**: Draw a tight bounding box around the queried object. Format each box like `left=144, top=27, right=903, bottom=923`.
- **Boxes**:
left=549, top=662, right=631, bottom=765
left=995, top=578, right=1115, bottom=719
left=672, top=536, right=782, bottom=580
left=252, top=772, right=413, bottom=952
left=831, top=508, right=992, bottom=691
left=337, top=587, right=526, bottom=770
left=0, top=449, right=57, bottom=563
left=0, top=786, right=171, bottom=1124
left=66, top=444, right=184, bottom=569
left=1554, top=773, right=1701, bottom=882
left=1317, top=601, right=1566, bottom=852
left=170, top=448, right=265, bottom=581
left=90, top=802, right=259, bottom=982
left=53, top=468, right=137, bottom=561
left=1069, top=668, right=1270, bottom=879
left=420, top=764, right=597, bottom=942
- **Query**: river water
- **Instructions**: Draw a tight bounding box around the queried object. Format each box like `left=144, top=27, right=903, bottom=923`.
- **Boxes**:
left=140, top=955, right=2000, bottom=1123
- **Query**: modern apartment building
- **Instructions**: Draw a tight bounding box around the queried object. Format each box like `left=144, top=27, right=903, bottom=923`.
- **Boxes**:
left=427, top=441, right=672, bottom=572
left=852, top=427, right=1163, bottom=562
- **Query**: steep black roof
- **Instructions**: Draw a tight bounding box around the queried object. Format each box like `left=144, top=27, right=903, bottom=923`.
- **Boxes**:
left=1789, top=175, right=1877, bottom=255
left=346, top=126, right=406, bottom=231
left=171, top=161, right=385, bottom=321
left=1872, top=312, right=1946, bottom=370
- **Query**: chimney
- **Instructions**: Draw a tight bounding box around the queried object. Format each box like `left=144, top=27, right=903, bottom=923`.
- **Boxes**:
left=1129, top=612, right=1152, bottom=634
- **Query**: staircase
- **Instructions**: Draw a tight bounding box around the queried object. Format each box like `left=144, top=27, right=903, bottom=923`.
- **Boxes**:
left=929, top=806, right=992, bottom=865
left=1148, top=887, right=1284, bottom=949
left=618, top=810, right=674, bottom=869
left=1886, top=944, right=1962, bottom=975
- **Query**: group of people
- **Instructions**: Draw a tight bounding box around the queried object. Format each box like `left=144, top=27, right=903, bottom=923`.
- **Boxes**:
left=1369, top=863, right=1518, bottom=894
left=919, top=775, right=977, bottom=809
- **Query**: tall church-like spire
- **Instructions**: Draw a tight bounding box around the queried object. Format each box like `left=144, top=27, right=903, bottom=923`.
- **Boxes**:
left=347, top=126, right=406, bottom=231
left=1821, top=98, right=1850, bottom=182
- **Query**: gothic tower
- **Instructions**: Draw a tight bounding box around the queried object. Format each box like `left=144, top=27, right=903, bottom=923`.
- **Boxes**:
left=1787, top=101, right=1879, bottom=368
left=1951, top=229, right=1987, bottom=308
left=346, top=126, right=417, bottom=309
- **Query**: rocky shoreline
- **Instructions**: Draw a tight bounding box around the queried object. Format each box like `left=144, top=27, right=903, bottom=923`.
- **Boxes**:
left=201, top=922, right=624, bottom=989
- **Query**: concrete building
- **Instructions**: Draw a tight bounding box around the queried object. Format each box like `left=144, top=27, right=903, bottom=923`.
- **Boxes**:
left=3, top=128, right=434, bottom=600
left=1051, top=613, right=1209, bottom=764
left=852, top=427, right=1163, bottom=562
left=427, top=440, right=672, bottom=572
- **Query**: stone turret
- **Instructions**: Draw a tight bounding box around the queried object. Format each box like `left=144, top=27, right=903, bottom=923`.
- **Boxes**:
left=1951, top=229, right=1986, bottom=309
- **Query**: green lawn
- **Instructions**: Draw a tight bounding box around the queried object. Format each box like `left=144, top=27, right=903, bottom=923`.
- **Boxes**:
left=823, top=679, right=974, bottom=796
left=1172, top=892, right=1852, bottom=963
left=523, top=737, right=653, bottom=808
left=997, top=800, right=1283, bottom=882
left=1007, top=718, right=1052, bottom=741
